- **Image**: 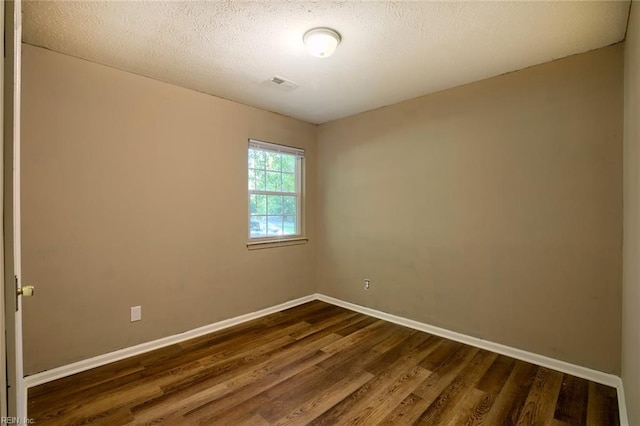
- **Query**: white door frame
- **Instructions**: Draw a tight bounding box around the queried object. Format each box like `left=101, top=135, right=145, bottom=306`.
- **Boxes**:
left=2, top=0, right=24, bottom=418
left=0, top=0, right=7, bottom=415
left=13, top=0, right=25, bottom=416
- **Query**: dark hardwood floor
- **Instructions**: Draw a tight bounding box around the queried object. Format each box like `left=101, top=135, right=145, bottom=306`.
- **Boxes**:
left=28, top=301, right=619, bottom=425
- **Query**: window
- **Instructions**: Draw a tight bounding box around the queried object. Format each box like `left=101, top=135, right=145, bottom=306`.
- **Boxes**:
left=248, top=139, right=304, bottom=241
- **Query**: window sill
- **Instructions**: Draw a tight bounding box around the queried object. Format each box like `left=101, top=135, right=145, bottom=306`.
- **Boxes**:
left=247, top=237, right=309, bottom=250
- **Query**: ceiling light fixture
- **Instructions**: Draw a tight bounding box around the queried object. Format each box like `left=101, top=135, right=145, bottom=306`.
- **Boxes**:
left=303, top=27, right=341, bottom=58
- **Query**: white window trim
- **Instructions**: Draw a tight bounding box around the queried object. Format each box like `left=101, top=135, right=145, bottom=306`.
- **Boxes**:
left=248, top=139, right=304, bottom=157
left=247, top=139, right=306, bottom=246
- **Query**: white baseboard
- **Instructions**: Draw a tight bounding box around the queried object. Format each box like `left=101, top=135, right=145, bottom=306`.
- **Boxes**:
left=316, top=294, right=618, bottom=385
left=22, top=292, right=629, bottom=425
left=315, top=294, right=629, bottom=426
left=23, top=294, right=316, bottom=389
left=616, top=379, right=630, bottom=426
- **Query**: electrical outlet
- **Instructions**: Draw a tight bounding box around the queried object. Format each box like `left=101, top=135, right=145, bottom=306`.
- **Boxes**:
left=130, top=305, right=142, bottom=322
left=364, top=279, right=370, bottom=290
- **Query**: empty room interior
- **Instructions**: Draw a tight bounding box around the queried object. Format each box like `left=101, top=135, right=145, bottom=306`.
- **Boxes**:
left=13, top=0, right=640, bottom=424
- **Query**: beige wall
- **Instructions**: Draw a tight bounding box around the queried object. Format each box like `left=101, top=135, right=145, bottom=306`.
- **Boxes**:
left=20, top=44, right=317, bottom=375
left=317, top=45, right=623, bottom=374
left=22, top=41, right=625, bottom=378
left=623, top=1, right=640, bottom=423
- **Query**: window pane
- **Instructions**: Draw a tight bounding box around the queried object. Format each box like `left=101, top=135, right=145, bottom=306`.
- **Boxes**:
left=284, top=215, right=297, bottom=235
left=267, top=195, right=283, bottom=215
left=282, top=173, right=295, bottom=192
left=266, top=152, right=281, bottom=171
left=253, top=170, right=266, bottom=191
left=248, top=169, right=255, bottom=190
left=250, top=215, right=266, bottom=238
left=250, top=194, right=266, bottom=215
left=252, top=150, right=266, bottom=169
left=283, top=196, right=297, bottom=215
left=267, top=216, right=283, bottom=236
left=282, top=154, right=296, bottom=173
left=266, top=171, right=281, bottom=191
left=248, top=149, right=261, bottom=169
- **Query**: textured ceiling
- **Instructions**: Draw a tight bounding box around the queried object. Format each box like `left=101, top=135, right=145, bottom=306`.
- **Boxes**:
left=23, top=1, right=630, bottom=124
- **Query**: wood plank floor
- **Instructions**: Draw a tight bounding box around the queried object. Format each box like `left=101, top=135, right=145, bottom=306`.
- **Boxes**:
left=28, top=301, right=619, bottom=425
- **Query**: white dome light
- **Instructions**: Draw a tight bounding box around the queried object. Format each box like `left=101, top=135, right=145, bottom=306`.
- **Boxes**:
left=303, top=28, right=341, bottom=58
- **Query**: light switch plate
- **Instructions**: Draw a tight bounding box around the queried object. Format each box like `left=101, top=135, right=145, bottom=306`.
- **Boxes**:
left=130, top=305, right=142, bottom=322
